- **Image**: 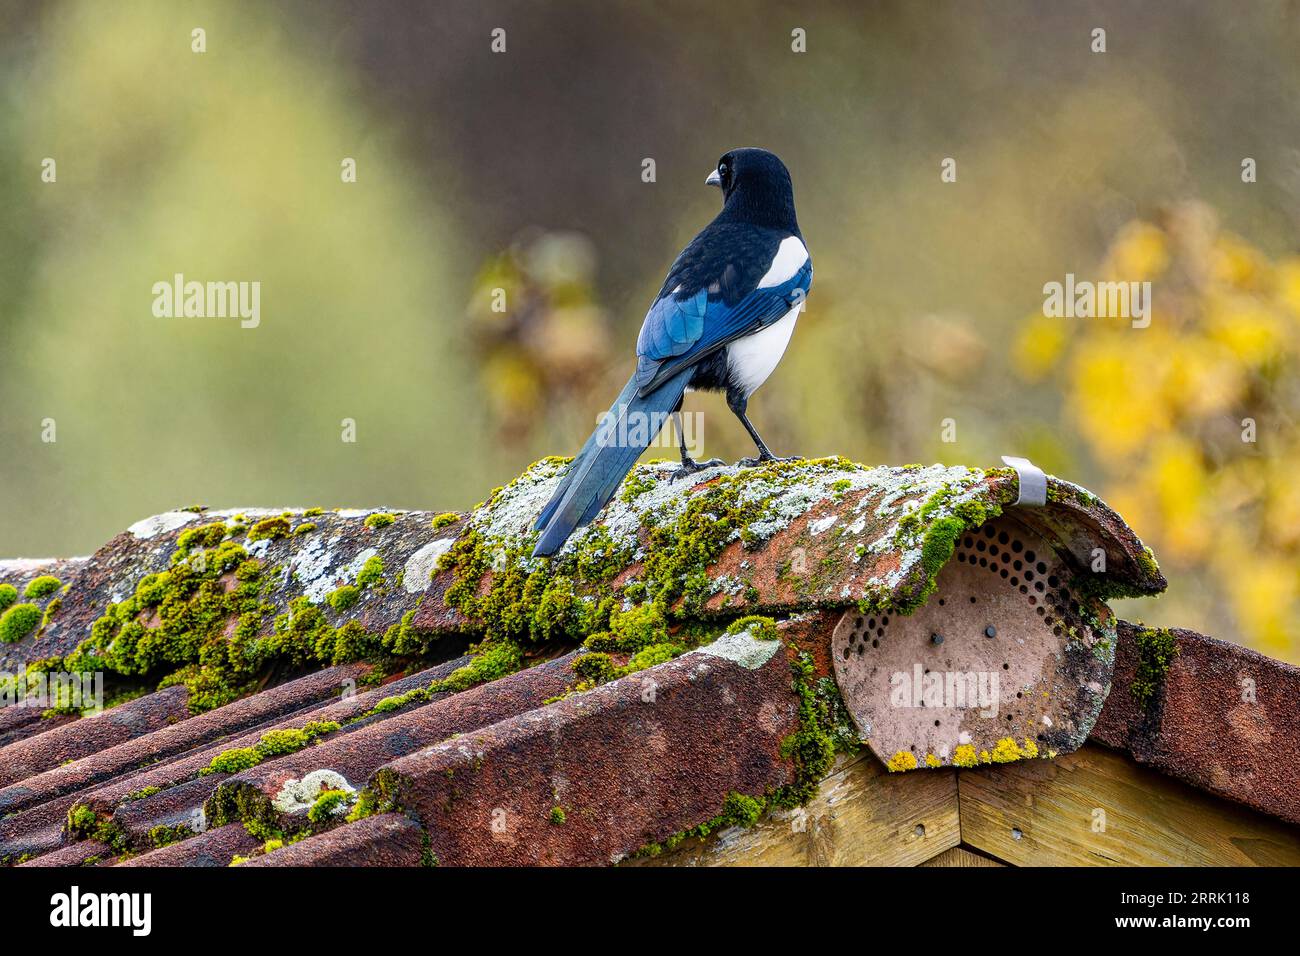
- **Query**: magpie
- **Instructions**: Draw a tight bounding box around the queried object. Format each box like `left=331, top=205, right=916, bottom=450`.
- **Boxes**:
left=532, top=147, right=811, bottom=557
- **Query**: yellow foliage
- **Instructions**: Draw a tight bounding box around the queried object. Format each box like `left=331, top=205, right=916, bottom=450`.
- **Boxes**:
left=1017, top=202, right=1300, bottom=660
left=1104, top=221, right=1170, bottom=282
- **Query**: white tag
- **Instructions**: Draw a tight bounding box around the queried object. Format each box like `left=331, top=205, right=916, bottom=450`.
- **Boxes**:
left=1000, top=456, right=1047, bottom=507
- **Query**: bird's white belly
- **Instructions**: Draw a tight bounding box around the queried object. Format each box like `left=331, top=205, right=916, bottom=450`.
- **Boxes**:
left=726, top=304, right=801, bottom=397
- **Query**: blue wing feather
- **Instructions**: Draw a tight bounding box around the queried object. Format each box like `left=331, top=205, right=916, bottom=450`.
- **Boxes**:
left=634, top=259, right=810, bottom=397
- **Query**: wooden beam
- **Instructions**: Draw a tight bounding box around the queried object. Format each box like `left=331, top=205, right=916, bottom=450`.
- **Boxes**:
left=920, top=846, right=1005, bottom=867
left=958, top=744, right=1300, bottom=866
left=627, top=754, right=960, bottom=866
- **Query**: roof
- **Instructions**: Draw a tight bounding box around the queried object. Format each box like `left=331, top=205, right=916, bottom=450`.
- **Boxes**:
left=0, top=457, right=1293, bottom=867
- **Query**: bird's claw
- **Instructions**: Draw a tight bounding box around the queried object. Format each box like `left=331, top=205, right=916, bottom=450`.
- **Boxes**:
left=671, top=457, right=726, bottom=481
left=736, top=454, right=799, bottom=468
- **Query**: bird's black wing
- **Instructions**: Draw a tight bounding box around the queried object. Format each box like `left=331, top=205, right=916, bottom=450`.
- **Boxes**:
left=634, top=222, right=809, bottom=397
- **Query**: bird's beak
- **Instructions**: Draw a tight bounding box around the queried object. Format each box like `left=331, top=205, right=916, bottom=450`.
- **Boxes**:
left=705, top=168, right=721, bottom=187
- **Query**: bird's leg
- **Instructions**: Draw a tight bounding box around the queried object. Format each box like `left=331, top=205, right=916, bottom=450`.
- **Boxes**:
left=670, top=407, right=724, bottom=481
left=727, top=389, right=798, bottom=467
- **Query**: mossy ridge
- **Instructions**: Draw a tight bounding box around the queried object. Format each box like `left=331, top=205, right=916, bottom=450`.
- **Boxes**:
left=48, top=528, right=429, bottom=714
left=432, top=457, right=874, bottom=704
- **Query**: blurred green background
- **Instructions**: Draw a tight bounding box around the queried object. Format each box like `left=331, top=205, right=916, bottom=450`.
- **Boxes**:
left=3, top=0, right=1299, bottom=660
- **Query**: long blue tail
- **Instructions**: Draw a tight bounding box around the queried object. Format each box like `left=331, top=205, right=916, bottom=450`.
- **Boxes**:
left=532, top=369, right=691, bottom=557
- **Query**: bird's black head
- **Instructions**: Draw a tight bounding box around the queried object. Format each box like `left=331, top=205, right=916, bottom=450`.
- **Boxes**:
left=706, top=147, right=799, bottom=233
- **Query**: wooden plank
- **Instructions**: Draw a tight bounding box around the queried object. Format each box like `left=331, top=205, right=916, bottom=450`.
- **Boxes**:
left=958, top=743, right=1300, bottom=866
left=920, top=846, right=1005, bottom=867
left=627, top=754, right=959, bottom=866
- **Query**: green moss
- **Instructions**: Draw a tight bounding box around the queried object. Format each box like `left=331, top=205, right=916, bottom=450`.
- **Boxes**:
left=62, top=540, right=278, bottom=712
left=375, top=609, right=424, bottom=656
left=345, top=788, right=384, bottom=822
left=247, top=517, right=291, bottom=542
left=203, top=747, right=261, bottom=775
left=0, top=603, right=41, bottom=643
left=125, top=786, right=162, bottom=802
left=549, top=806, right=567, bottom=825
left=307, top=789, right=353, bottom=824
left=327, top=585, right=360, bottom=612
left=364, top=685, right=432, bottom=718
left=40, top=596, right=62, bottom=629
left=24, top=575, right=61, bottom=599
left=364, top=512, right=397, bottom=529
left=636, top=790, right=767, bottom=858
left=293, top=522, right=317, bottom=536
left=571, top=639, right=684, bottom=692
left=0, top=583, right=16, bottom=611
left=881, top=484, right=1002, bottom=615
left=430, top=641, right=523, bottom=694
left=206, top=780, right=286, bottom=843
left=65, top=805, right=131, bottom=854
left=67, top=804, right=98, bottom=836
left=148, top=823, right=191, bottom=848
left=583, top=604, right=668, bottom=652
left=572, top=652, right=616, bottom=685
left=356, top=555, right=385, bottom=587
left=430, top=512, right=460, bottom=530
left=199, top=720, right=340, bottom=775
left=431, top=460, right=848, bottom=654
left=176, top=521, right=229, bottom=553
left=1131, top=626, right=1179, bottom=711
left=771, top=648, right=843, bottom=808
left=619, top=466, right=658, bottom=504
left=724, top=614, right=779, bottom=642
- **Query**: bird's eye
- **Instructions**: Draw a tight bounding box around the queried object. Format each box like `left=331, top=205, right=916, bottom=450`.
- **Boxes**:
left=718, top=163, right=729, bottom=179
